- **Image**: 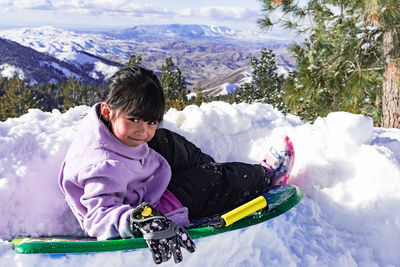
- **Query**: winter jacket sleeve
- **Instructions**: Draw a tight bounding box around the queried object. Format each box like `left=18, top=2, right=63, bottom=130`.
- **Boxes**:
left=77, top=160, right=137, bottom=240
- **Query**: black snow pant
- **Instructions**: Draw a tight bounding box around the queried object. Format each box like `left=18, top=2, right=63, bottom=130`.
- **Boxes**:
left=148, top=128, right=270, bottom=220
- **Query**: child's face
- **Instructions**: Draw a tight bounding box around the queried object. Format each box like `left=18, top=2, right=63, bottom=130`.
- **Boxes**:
left=101, top=103, right=158, bottom=147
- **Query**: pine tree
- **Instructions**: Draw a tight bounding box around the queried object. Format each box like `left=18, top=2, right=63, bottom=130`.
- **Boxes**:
left=160, top=57, right=187, bottom=110
left=36, top=83, right=63, bottom=111
left=371, top=2, right=400, bottom=128
left=190, top=82, right=209, bottom=106
left=0, top=74, right=42, bottom=121
left=258, top=0, right=400, bottom=127
left=282, top=20, right=382, bottom=122
left=236, top=49, right=286, bottom=111
left=59, top=76, right=99, bottom=112
left=126, top=54, right=143, bottom=67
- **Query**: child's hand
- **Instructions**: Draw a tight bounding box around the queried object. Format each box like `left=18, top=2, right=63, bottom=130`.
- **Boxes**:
left=130, top=202, right=196, bottom=264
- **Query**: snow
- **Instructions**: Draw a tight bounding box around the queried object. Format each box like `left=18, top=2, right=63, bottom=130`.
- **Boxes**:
left=216, top=83, right=240, bottom=95
left=92, top=62, right=120, bottom=80
left=0, top=64, right=25, bottom=79
left=49, top=62, right=76, bottom=79
left=0, top=102, right=399, bottom=266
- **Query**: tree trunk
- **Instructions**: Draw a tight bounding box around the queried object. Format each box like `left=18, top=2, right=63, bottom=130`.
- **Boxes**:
left=382, top=30, right=400, bottom=128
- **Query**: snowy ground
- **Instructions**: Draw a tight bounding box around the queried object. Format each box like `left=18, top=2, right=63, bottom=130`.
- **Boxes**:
left=0, top=102, right=399, bottom=267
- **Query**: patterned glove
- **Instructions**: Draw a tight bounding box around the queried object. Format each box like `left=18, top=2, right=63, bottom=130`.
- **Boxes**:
left=130, top=202, right=196, bottom=264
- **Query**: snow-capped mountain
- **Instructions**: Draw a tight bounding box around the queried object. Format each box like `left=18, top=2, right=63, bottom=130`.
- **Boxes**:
left=106, top=24, right=239, bottom=40
left=0, top=25, right=296, bottom=90
left=103, top=24, right=295, bottom=48
left=0, top=26, right=123, bottom=84
left=0, top=37, right=115, bottom=85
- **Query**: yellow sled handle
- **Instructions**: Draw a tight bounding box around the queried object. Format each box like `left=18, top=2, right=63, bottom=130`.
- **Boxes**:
left=219, top=196, right=268, bottom=227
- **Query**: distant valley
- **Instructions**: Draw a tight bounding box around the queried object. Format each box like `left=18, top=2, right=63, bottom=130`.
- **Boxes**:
left=0, top=24, right=298, bottom=94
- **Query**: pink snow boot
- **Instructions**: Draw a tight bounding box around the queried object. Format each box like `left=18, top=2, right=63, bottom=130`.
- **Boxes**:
left=260, top=135, right=295, bottom=186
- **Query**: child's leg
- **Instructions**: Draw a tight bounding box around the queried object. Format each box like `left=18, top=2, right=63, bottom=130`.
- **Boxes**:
left=168, top=162, right=270, bottom=220
left=148, top=128, right=215, bottom=172
left=149, top=128, right=271, bottom=219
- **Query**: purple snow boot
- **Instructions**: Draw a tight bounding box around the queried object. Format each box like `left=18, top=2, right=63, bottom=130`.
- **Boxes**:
left=260, top=135, right=295, bottom=186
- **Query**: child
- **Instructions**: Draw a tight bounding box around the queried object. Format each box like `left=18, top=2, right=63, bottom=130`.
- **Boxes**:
left=59, top=66, right=294, bottom=264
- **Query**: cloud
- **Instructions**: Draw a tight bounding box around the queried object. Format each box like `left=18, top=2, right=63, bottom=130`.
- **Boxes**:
left=1, top=0, right=53, bottom=10
left=0, top=0, right=13, bottom=6
left=0, top=1, right=260, bottom=26
left=1, top=0, right=173, bottom=17
left=180, top=6, right=260, bottom=21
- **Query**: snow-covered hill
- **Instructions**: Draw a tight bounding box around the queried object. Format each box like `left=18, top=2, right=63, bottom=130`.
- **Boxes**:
left=0, top=25, right=296, bottom=88
left=0, top=27, right=123, bottom=84
left=0, top=102, right=399, bottom=266
left=0, top=37, right=113, bottom=85
left=104, top=24, right=295, bottom=46
left=0, top=26, right=121, bottom=63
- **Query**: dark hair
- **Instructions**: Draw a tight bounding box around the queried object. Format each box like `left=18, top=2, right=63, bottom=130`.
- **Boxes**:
left=104, top=66, right=165, bottom=122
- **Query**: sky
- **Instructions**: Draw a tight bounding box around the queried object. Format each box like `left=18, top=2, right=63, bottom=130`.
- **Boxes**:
left=0, top=0, right=267, bottom=32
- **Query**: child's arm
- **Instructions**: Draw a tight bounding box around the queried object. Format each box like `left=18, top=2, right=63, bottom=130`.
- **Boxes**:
left=80, top=175, right=135, bottom=240
left=62, top=157, right=172, bottom=240
left=75, top=161, right=142, bottom=240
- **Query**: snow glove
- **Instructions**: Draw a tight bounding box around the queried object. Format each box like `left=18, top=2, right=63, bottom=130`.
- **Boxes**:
left=129, top=202, right=196, bottom=264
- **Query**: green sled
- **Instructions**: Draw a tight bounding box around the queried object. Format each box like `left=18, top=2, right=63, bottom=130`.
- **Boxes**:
left=12, top=184, right=303, bottom=254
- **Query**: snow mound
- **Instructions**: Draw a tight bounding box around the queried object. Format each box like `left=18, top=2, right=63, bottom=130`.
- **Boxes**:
left=0, top=102, right=399, bottom=266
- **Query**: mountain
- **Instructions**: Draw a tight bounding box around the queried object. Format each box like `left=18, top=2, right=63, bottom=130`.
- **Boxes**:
left=105, top=24, right=239, bottom=40
left=201, top=66, right=252, bottom=96
left=0, top=25, right=297, bottom=90
left=102, top=24, right=295, bottom=49
left=0, top=37, right=115, bottom=85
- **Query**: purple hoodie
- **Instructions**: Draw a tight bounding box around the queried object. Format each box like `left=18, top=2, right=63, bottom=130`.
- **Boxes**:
left=59, top=104, right=189, bottom=240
